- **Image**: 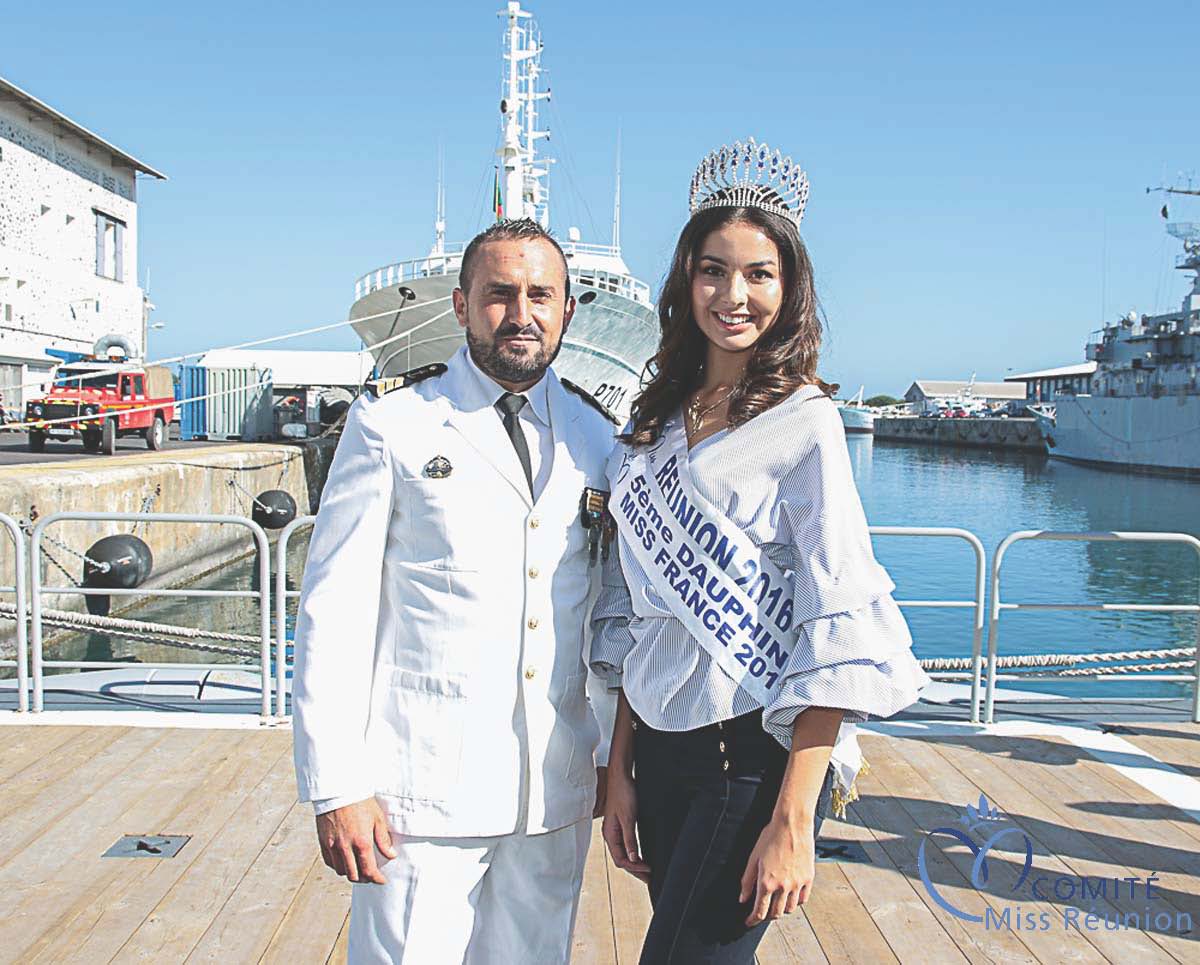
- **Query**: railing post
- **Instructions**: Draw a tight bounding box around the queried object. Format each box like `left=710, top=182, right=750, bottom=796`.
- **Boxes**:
left=275, top=515, right=316, bottom=718
left=988, top=530, right=1200, bottom=726
left=31, top=512, right=274, bottom=719
left=0, top=514, right=28, bottom=713
left=30, top=517, right=46, bottom=713
left=867, top=526, right=988, bottom=723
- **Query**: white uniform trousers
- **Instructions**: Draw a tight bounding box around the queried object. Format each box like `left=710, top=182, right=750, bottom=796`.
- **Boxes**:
left=347, top=818, right=592, bottom=964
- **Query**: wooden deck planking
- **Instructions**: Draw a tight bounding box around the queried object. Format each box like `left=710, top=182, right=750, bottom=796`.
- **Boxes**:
left=0, top=723, right=1196, bottom=964
left=27, top=732, right=293, bottom=965
left=0, top=727, right=239, bottom=962
left=903, top=735, right=1181, bottom=963
left=260, top=855, right=354, bottom=965
left=110, top=745, right=300, bottom=963
left=818, top=812, right=968, bottom=964
left=866, top=736, right=1106, bottom=964
left=572, top=820, right=618, bottom=965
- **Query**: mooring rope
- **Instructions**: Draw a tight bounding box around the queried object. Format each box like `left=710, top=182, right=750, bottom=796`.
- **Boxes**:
left=918, top=646, right=1197, bottom=672
left=0, top=602, right=1193, bottom=675
left=0, top=602, right=271, bottom=660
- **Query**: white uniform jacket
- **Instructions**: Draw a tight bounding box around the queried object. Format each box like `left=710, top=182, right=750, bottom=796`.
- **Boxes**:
left=292, top=346, right=617, bottom=838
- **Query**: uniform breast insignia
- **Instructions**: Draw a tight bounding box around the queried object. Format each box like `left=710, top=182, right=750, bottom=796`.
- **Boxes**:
left=423, top=455, right=453, bottom=479
left=562, top=379, right=620, bottom=425
left=579, top=488, right=612, bottom=565
left=363, top=362, right=448, bottom=399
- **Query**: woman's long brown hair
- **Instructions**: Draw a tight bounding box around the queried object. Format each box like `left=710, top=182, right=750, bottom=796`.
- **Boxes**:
left=620, top=200, right=828, bottom=448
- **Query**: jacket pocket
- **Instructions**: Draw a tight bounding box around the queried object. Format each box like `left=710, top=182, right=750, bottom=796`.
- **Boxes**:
left=372, top=667, right=467, bottom=803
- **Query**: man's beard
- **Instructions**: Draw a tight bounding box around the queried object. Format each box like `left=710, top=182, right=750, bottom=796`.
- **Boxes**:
left=465, top=320, right=564, bottom=385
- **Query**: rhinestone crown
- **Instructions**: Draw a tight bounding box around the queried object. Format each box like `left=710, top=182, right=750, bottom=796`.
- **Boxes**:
left=688, top=137, right=809, bottom=229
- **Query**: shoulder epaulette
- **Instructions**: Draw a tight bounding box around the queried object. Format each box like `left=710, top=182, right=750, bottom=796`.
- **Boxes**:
left=364, top=363, right=447, bottom=399
left=562, top=379, right=620, bottom=425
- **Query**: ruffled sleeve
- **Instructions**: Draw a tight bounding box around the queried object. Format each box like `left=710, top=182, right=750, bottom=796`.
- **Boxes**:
left=588, top=537, right=636, bottom=678
left=762, top=596, right=928, bottom=747
left=762, top=398, right=927, bottom=748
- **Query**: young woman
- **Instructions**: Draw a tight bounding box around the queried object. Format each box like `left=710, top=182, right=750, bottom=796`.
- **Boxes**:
left=590, top=139, right=927, bottom=964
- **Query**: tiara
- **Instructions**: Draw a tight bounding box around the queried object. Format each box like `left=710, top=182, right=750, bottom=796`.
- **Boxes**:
left=688, top=137, right=809, bottom=228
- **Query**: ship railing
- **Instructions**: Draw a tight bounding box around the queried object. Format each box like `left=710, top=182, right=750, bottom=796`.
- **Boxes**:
left=569, top=269, right=652, bottom=304
left=869, top=526, right=987, bottom=723
left=26, top=512, right=276, bottom=719
left=355, top=245, right=468, bottom=299
left=0, top=513, right=29, bottom=712
left=355, top=245, right=653, bottom=305
left=274, top=515, right=317, bottom=717
left=985, top=531, right=1200, bottom=725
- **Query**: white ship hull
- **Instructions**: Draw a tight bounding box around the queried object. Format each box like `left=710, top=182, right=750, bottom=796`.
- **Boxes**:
left=838, top=404, right=875, bottom=433
left=1045, top=395, right=1200, bottom=475
left=350, top=274, right=657, bottom=422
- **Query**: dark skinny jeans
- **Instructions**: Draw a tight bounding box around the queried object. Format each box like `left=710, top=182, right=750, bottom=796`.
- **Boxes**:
left=632, top=709, right=833, bottom=965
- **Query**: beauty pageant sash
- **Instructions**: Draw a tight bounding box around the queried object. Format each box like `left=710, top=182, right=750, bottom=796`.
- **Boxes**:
left=611, top=426, right=800, bottom=706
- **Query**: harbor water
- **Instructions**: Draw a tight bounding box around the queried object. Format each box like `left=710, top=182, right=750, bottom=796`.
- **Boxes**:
left=18, top=439, right=1200, bottom=700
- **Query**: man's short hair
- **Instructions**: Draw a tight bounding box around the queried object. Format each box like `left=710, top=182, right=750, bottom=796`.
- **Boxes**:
left=458, top=218, right=571, bottom=299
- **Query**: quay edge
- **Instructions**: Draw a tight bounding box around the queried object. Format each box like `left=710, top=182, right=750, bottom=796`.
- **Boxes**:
left=873, top=416, right=1046, bottom=451
left=0, top=443, right=330, bottom=656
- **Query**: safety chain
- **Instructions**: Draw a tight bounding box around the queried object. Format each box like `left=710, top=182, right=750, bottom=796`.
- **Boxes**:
left=130, top=485, right=161, bottom=536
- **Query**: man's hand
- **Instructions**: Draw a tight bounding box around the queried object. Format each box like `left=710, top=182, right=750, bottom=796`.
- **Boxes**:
left=593, top=766, right=608, bottom=817
left=316, top=797, right=397, bottom=884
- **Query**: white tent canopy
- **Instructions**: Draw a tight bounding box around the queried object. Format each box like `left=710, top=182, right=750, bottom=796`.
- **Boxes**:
left=196, top=349, right=375, bottom=388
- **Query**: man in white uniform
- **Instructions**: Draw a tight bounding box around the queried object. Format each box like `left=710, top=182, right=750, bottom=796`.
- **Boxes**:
left=292, top=218, right=618, bottom=963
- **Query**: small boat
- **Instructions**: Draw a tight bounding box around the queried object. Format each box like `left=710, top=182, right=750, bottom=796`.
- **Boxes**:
left=837, top=386, right=875, bottom=434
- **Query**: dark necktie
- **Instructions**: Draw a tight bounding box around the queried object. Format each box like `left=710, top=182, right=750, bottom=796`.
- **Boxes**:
left=496, top=392, right=534, bottom=495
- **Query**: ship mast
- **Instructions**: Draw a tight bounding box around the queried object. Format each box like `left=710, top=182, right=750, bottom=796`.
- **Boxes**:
left=433, top=144, right=445, bottom=257
left=499, top=2, right=552, bottom=225
left=611, top=130, right=622, bottom=250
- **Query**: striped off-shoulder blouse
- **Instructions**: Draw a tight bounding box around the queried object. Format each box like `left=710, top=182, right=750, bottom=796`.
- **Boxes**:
left=589, top=385, right=927, bottom=748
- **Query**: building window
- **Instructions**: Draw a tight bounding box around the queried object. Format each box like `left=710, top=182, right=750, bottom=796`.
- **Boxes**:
left=94, top=210, right=125, bottom=281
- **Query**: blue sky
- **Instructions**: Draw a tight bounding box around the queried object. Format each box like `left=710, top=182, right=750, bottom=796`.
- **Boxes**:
left=6, top=1, right=1198, bottom=395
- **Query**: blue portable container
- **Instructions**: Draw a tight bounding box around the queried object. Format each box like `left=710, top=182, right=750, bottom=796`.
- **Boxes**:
left=178, top=365, right=208, bottom=441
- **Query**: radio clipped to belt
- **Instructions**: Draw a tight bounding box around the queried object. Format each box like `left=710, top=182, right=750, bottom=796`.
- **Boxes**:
left=579, top=488, right=615, bottom=566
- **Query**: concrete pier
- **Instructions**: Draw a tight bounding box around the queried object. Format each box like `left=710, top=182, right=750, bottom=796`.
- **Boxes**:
left=0, top=445, right=312, bottom=653
left=874, top=416, right=1046, bottom=451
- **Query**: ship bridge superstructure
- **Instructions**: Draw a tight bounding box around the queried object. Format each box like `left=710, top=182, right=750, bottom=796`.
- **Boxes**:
left=1084, top=220, right=1200, bottom=400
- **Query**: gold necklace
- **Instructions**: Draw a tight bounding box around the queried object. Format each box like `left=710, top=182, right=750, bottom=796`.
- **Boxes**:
left=686, top=386, right=734, bottom=434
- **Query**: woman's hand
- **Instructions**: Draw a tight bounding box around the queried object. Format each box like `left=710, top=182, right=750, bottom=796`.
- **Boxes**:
left=601, top=768, right=651, bottom=883
left=739, top=815, right=815, bottom=926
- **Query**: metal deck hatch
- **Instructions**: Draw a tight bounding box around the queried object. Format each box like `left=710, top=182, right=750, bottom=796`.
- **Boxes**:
left=102, top=834, right=191, bottom=858
left=815, top=840, right=871, bottom=865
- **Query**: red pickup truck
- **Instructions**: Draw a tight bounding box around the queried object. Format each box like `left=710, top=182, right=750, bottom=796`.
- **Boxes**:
left=24, top=361, right=175, bottom=454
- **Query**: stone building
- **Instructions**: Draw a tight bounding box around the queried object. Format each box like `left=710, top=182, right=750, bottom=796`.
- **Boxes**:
left=903, top=379, right=1027, bottom=415
left=0, top=76, right=165, bottom=418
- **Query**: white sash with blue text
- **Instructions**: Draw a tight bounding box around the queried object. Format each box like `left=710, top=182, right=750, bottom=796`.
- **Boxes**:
left=611, top=428, right=800, bottom=706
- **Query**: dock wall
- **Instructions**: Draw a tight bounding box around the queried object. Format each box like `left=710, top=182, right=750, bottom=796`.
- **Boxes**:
left=874, top=416, right=1046, bottom=451
left=0, top=444, right=311, bottom=653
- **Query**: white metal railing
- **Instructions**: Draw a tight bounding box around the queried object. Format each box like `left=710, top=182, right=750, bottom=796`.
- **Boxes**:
left=355, top=246, right=467, bottom=299
left=30, top=512, right=275, bottom=718
left=869, top=526, right=987, bottom=722
left=274, top=515, right=316, bottom=717
left=985, top=531, right=1200, bottom=724
left=354, top=246, right=652, bottom=304
left=0, top=513, right=29, bottom=712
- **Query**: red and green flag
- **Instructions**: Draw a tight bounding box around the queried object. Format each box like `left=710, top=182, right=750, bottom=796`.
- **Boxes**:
left=493, top=167, right=503, bottom=221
